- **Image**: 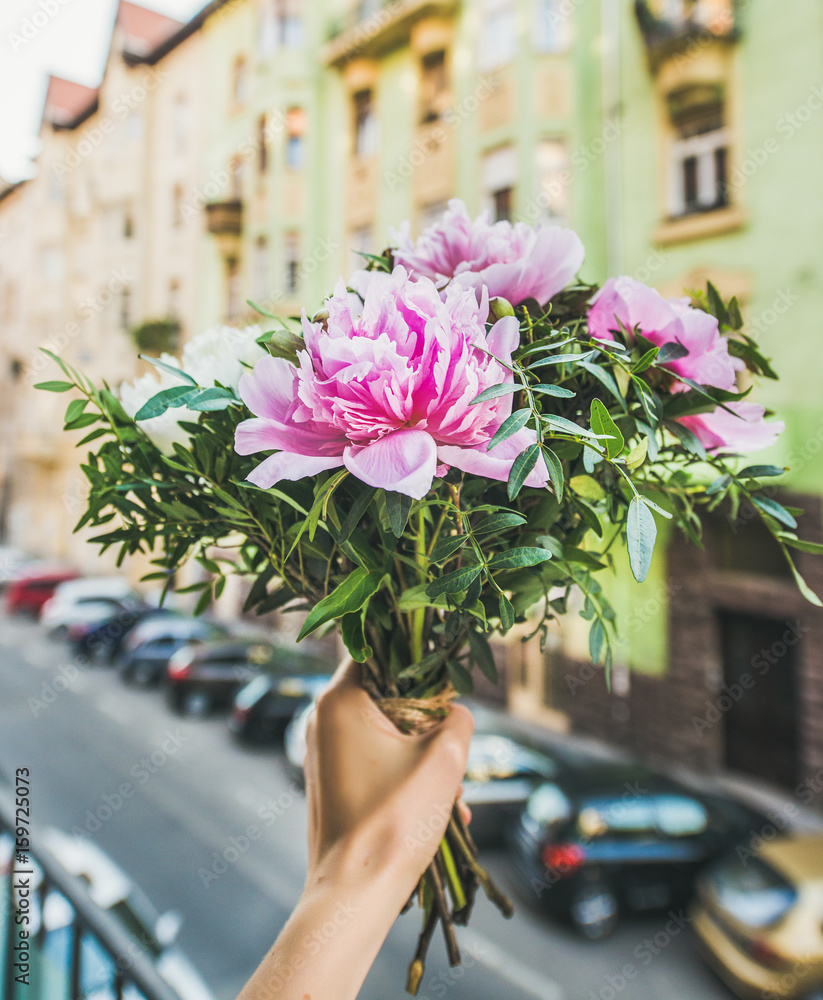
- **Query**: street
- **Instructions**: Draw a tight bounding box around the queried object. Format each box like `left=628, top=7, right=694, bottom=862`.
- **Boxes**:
left=0, top=613, right=735, bottom=1000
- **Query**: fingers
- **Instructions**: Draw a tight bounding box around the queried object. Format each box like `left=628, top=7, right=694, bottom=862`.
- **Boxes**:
left=420, top=702, right=474, bottom=785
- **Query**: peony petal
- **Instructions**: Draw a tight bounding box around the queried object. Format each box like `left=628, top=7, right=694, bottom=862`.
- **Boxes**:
left=343, top=428, right=438, bottom=499
left=246, top=452, right=344, bottom=489
left=234, top=417, right=343, bottom=458
left=678, top=403, right=785, bottom=454
left=437, top=427, right=549, bottom=489
left=238, top=355, right=299, bottom=420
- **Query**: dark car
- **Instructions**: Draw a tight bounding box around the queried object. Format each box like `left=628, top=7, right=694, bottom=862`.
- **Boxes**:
left=165, top=639, right=275, bottom=716
left=117, top=615, right=231, bottom=686
left=228, top=655, right=331, bottom=743
left=510, top=761, right=767, bottom=940
left=69, top=605, right=174, bottom=664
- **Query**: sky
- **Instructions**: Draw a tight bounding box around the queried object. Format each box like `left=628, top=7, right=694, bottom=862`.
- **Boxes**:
left=0, top=0, right=205, bottom=182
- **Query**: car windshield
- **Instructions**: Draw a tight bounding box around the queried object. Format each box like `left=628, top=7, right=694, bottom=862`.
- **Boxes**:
left=235, top=675, right=272, bottom=708
left=708, top=854, right=798, bottom=928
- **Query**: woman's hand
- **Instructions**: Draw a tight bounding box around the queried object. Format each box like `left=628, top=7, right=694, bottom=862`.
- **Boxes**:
left=237, top=660, right=473, bottom=1000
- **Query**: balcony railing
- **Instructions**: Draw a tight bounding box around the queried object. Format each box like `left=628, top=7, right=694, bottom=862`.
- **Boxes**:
left=323, top=0, right=457, bottom=67
left=634, top=0, right=740, bottom=67
left=205, top=199, right=242, bottom=236
left=0, top=786, right=180, bottom=1000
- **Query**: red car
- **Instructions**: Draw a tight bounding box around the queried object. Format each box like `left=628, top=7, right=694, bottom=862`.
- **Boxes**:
left=5, top=565, right=78, bottom=616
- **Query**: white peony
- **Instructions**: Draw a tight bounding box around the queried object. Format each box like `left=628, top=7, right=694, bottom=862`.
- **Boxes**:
left=119, top=326, right=266, bottom=454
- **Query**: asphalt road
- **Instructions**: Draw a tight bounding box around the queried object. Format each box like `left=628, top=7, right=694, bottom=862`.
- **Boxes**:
left=0, top=612, right=736, bottom=1000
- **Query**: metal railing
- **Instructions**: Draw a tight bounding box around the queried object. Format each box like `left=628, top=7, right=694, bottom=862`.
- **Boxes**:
left=0, top=785, right=180, bottom=1000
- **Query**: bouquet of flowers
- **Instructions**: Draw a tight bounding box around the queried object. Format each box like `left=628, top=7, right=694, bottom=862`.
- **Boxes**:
left=38, top=200, right=819, bottom=992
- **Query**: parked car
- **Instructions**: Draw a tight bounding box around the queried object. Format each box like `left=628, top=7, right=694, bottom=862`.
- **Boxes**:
left=165, top=638, right=276, bottom=716
left=40, top=577, right=143, bottom=638
left=117, top=614, right=231, bottom=686
left=4, top=564, right=79, bottom=615
left=69, top=604, right=173, bottom=663
left=0, top=827, right=215, bottom=1000
left=693, top=835, right=823, bottom=999
left=509, top=761, right=768, bottom=940
left=228, top=655, right=331, bottom=743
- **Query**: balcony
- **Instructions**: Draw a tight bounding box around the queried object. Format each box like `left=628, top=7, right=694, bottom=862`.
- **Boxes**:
left=204, top=199, right=242, bottom=236
left=323, top=0, right=457, bottom=67
left=634, top=0, right=739, bottom=69
left=0, top=786, right=180, bottom=1000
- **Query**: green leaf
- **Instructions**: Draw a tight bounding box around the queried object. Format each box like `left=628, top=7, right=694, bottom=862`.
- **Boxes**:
left=531, top=384, right=576, bottom=398
left=338, top=486, right=377, bottom=544
left=542, top=447, right=564, bottom=501
left=135, top=385, right=198, bottom=421
left=430, top=534, right=470, bottom=563
left=447, top=659, right=474, bottom=695
left=507, top=444, right=540, bottom=500
left=590, top=399, right=624, bottom=459
left=66, top=398, right=88, bottom=423
left=65, top=413, right=98, bottom=430
left=625, top=438, right=648, bottom=471
left=194, top=586, right=213, bottom=616
left=706, top=474, right=732, bottom=496
left=666, top=419, right=707, bottom=460
left=589, top=619, right=605, bottom=663
left=727, top=297, right=744, bottom=330
left=488, top=409, right=530, bottom=450
left=341, top=610, right=373, bottom=663
left=631, top=347, right=659, bottom=373
left=467, top=629, right=498, bottom=684
left=34, top=380, right=74, bottom=392
left=545, top=415, right=602, bottom=440
left=498, top=594, right=515, bottom=630
left=139, top=355, right=197, bottom=386
left=426, top=564, right=483, bottom=599
left=778, top=535, right=823, bottom=555
left=738, top=464, right=785, bottom=479
left=397, top=583, right=449, bottom=611
left=297, top=568, right=386, bottom=640
left=577, top=360, right=626, bottom=409
left=706, top=282, right=730, bottom=327
left=473, top=512, right=527, bottom=534
left=385, top=491, right=413, bottom=538
left=470, top=383, right=521, bottom=405
left=781, top=548, right=823, bottom=607
left=752, top=496, right=797, bottom=529
left=246, top=298, right=280, bottom=319
left=487, top=546, right=553, bottom=570
left=627, top=496, right=657, bottom=583
left=187, top=387, right=237, bottom=411
left=528, top=350, right=596, bottom=368
left=727, top=337, right=778, bottom=379
left=656, top=341, right=689, bottom=364
left=569, top=475, right=605, bottom=501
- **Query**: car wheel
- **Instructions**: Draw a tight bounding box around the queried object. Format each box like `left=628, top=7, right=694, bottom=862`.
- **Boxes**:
left=569, top=881, right=618, bottom=940
left=182, top=691, right=211, bottom=718
left=132, top=661, right=156, bottom=687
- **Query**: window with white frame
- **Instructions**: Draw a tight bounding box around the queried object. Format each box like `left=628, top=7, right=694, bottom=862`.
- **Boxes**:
left=353, top=89, right=377, bottom=158
left=419, top=50, right=449, bottom=124
left=535, top=0, right=572, bottom=53
left=478, top=0, right=517, bottom=72
left=482, top=145, right=517, bottom=222
left=261, top=0, right=303, bottom=54
left=536, top=138, right=570, bottom=223
left=284, top=232, right=300, bottom=295
left=667, top=91, right=728, bottom=218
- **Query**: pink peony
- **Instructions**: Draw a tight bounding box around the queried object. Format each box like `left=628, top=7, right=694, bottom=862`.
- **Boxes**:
left=588, top=276, right=739, bottom=391
left=678, top=402, right=785, bottom=454
left=234, top=268, right=548, bottom=500
left=392, top=199, right=585, bottom=307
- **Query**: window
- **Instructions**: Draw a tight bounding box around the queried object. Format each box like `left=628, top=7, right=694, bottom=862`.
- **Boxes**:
left=260, top=0, right=303, bottom=54
left=285, top=107, right=306, bottom=170
left=479, top=0, right=517, bottom=71
left=417, top=200, right=448, bottom=234
left=667, top=90, right=728, bottom=217
left=284, top=232, right=299, bottom=295
left=173, top=94, right=189, bottom=152
left=226, top=258, right=240, bottom=318
left=254, top=237, right=269, bottom=300
left=482, top=145, right=517, bottom=221
left=353, top=89, right=377, bottom=158
left=348, top=225, right=373, bottom=274
left=536, top=139, right=570, bottom=222
left=172, top=184, right=184, bottom=227
left=119, top=287, right=131, bottom=332
left=231, top=56, right=249, bottom=107
left=535, top=0, right=572, bottom=53
left=258, top=115, right=268, bottom=173
left=420, top=50, right=448, bottom=124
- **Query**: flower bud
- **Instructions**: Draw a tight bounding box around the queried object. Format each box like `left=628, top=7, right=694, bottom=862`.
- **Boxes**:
left=489, top=296, right=515, bottom=320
